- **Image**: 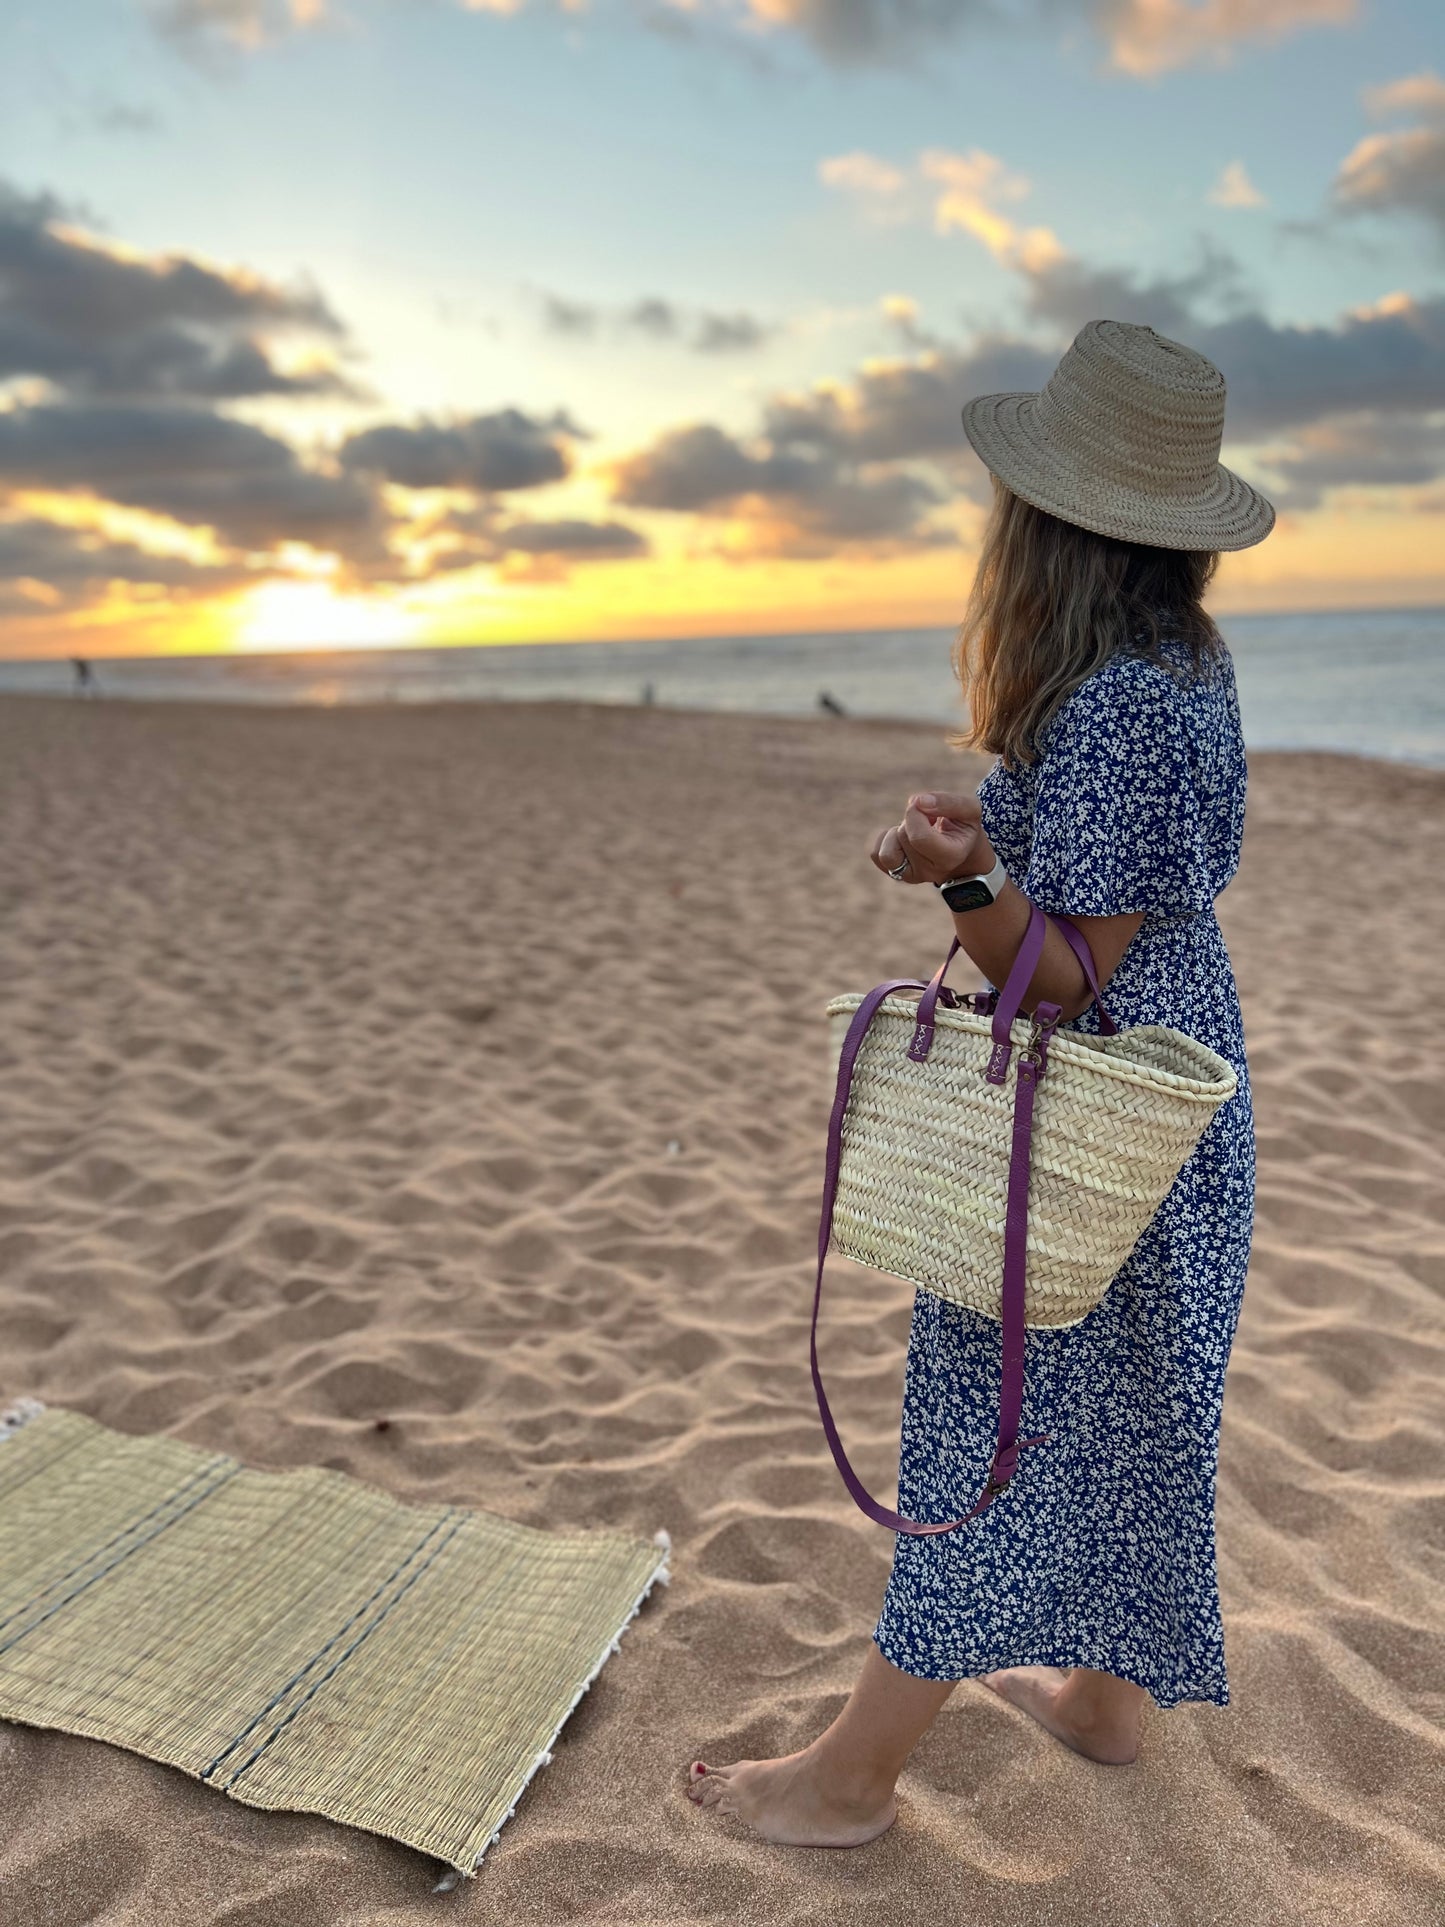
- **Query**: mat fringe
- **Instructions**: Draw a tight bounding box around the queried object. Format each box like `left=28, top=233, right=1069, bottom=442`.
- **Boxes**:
left=0, top=1399, right=47, bottom=1442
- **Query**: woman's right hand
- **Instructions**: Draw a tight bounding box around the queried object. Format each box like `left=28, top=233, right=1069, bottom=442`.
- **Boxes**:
left=868, top=791, right=992, bottom=886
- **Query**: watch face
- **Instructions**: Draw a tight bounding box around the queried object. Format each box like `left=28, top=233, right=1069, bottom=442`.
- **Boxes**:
left=941, top=878, right=993, bottom=912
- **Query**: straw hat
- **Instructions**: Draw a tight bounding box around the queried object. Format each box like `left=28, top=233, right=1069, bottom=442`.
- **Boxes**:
left=961, top=318, right=1275, bottom=552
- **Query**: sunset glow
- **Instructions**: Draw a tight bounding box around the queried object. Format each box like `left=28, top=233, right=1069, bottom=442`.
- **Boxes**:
left=236, top=581, right=419, bottom=652
left=1, top=2, right=1440, bottom=659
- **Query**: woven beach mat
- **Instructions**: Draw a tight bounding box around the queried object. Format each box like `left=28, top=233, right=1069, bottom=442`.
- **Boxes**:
left=0, top=1401, right=670, bottom=1876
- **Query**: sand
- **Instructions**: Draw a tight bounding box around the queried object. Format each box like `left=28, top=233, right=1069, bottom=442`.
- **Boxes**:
left=0, top=692, right=1441, bottom=1927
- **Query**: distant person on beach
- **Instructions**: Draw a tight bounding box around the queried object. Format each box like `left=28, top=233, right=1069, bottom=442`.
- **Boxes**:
left=71, top=658, right=96, bottom=698
left=687, top=320, right=1276, bottom=1844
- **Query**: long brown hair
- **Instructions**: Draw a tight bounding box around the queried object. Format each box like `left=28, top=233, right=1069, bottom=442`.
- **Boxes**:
left=955, top=480, right=1224, bottom=769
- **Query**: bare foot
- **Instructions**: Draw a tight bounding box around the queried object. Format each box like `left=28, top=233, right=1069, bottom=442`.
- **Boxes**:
left=685, top=1751, right=897, bottom=1847
left=980, top=1666, right=1141, bottom=1764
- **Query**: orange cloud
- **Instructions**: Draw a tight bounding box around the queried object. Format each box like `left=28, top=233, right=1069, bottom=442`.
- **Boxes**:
left=818, top=152, right=908, bottom=199
left=919, top=149, right=1066, bottom=272
left=1207, top=160, right=1267, bottom=208
left=1101, top=0, right=1356, bottom=79
left=1334, top=69, right=1445, bottom=236
left=820, top=146, right=1066, bottom=273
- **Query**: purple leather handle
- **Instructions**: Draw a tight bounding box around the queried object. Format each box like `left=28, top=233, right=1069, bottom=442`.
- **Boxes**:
left=908, top=911, right=1117, bottom=1074
left=812, top=900, right=1112, bottom=1536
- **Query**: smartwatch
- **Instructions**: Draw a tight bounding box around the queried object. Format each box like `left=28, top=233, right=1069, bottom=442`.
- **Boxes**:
left=935, top=852, right=1009, bottom=912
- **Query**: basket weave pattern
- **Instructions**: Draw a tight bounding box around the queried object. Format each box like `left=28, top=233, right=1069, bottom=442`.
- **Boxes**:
left=825, top=993, right=1237, bottom=1328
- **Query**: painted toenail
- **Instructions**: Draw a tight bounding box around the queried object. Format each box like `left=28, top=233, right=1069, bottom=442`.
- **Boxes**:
left=693, top=1762, right=706, bottom=1775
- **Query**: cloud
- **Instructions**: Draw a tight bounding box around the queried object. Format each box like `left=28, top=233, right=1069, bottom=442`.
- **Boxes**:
left=1097, top=0, right=1357, bottom=79
left=822, top=146, right=1065, bottom=270
left=919, top=148, right=1065, bottom=272
left=411, top=497, right=649, bottom=579
left=92, top=98, right=163, bottom=135
left=492, top=516, right=648, bottom=555
left=691, top=310, right=772, bottom=354
left=0, top=181, right=357, bottom=401
left=1184, top=295, right=1445, bottom=439
left=146, top=0, right=1356, bottom=77
left=1333, top=69, right=1445, bottom=248
left=1020, top=238, right=1256, bottom=338
left=726, top=0, right=989, bottom=65
left=956, top=241, right=1445, bottom=444
left=1363, top=71, right=1445, bottom=119
left=0, top=394, right=643, bottom=597
left=818, top=150, right=910, bottom=208
left=993, top=219, right=1445, bottom=454
left=535, top=287, right=778, bottom=354
left=0, top=402, right=388, bottom=559
left=540, top=292, right=599, bottom=339
left=339, top=407, right=585, bottom=491
left=607, top=417, right=948, bottom=556
left=1208, top=160, right=1267, bottom=208
left=663, top=0, right=1356, bottom=72
left=1261, top=412, right=1445, bottom=509
left=621, top=297, right=675, bottom=339
left=613, top=237, right=1445, bottom=549
left=0, top=512, right=251, bottom=613
left=0, top=180, right=403, bottom=607
left=601, top=115, right=1445, bottom=556
left=156, top=0, right=991, bottom=64
left=611, top=422, right=816, bottom=509
left=0, top=182, right=646, bottom=618
left=150, top=0, right=325, bottom=56
left=765, top=466, right=946, bottom=549
left=874, top=293, right=953, bottom=354
left=760, top=340, right=1056, bottom=465
left=336, top=409, right=659, bottom=584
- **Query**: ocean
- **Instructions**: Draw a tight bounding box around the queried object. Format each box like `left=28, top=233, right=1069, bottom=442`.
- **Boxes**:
left=3, top=606, right=1442, bottom=769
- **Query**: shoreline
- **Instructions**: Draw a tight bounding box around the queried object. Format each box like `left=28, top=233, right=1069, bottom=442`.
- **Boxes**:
left=4, top=692, right=1444, bottom=778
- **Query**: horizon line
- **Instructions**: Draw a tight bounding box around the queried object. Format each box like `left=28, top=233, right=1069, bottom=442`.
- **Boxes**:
left=5, top=598, right=1445, bottom=666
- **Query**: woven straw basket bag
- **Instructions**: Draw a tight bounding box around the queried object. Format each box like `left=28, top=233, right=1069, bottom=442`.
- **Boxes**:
left=810, top=901, right=1237, bottom=1537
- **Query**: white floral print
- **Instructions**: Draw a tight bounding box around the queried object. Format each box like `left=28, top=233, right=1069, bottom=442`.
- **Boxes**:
left=873, top=627, right=1255, bottom=1708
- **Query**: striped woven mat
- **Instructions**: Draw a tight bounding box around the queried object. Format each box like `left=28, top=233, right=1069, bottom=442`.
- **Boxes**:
left=0, top=1402, right=669, bottom=1875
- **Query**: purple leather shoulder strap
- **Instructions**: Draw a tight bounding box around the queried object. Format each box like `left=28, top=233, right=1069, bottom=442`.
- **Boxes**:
left=1050, top=913, right=1119, bottom=1036
left=812, top=901, right=1111, bottom=1536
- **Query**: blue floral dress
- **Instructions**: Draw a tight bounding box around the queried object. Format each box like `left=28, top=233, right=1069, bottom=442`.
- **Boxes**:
left=873, top=628, right=1256, bottom=1708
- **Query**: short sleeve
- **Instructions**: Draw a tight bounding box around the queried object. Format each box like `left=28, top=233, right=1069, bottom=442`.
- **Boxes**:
left=1022, top=657, right=1214, bottom=918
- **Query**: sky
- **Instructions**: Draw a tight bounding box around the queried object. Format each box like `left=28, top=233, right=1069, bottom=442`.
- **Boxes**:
left=1, top=0, right=1442, bottom=657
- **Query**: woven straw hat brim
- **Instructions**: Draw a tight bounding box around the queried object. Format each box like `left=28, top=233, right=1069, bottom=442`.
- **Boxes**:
left=962, top=390, right=1276, bottom=552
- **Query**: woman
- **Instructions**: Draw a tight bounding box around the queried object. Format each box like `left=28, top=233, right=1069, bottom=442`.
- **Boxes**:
left=686, top=319, right=1276, bottom=1845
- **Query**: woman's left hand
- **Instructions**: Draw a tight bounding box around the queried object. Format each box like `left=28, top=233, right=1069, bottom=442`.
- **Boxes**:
left=868, top=791, right=996, bottom=887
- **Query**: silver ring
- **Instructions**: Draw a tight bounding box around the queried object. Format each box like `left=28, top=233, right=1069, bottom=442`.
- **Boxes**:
left=887, top=857, right=909, bottom=881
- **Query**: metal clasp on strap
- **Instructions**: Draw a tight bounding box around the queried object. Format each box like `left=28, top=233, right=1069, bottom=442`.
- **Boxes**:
left=1022, top=1000, right=1063, bottom=1072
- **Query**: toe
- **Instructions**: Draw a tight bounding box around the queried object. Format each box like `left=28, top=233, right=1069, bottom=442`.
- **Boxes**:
left=686, top=1764, right=729, bottom=1809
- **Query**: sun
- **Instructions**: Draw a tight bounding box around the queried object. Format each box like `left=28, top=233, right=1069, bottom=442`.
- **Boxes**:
left=234, top=580, right=418, bottom=652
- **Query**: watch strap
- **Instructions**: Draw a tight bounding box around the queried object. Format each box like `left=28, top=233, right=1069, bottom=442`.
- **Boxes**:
left=936, top=852, right=1008, bottom=903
